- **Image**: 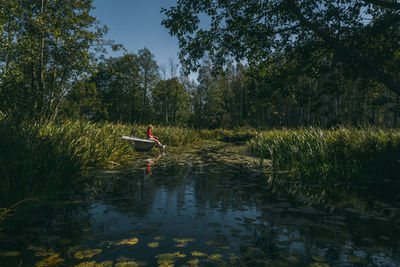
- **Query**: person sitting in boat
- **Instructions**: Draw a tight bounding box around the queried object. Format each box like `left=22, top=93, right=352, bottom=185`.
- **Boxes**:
left=147, top=124, right=166, bottom=149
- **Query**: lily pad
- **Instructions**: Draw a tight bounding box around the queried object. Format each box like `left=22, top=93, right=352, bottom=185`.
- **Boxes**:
left=75, top=261, right=97, bottom=267
left=115, top=261, right=144, bottom=267
left=209, top=254, right=223, bottom=260
left=155, top=252, right=185, bottom=266
left=187, top=259, right=200, bottom=266
left=173, top=238, right=195, bottom=247
left=116, top=238, right=139, bottom=246
left=191, top=251, right=207, bottom=257
left=75, top=261, right=113, bottom=267
left=35, top=253, right=64, bottom=267
left=147, top=242, right=159, bottom=248
left=74, top=249, right=102, bottom=259
left=154, top=236, right=165, bottom=240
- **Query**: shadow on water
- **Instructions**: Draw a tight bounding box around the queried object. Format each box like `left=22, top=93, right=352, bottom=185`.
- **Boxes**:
left=1, top=142, right=400, bottom=266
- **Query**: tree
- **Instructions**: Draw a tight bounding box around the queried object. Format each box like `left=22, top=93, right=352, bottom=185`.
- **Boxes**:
left=0, top=0, right=107, bottom=123
left=138, top=48, right=159, bottom=123
left=162, top=0, right=400, bottom=96
left=191, top=61, right=225, bottom=128
left=93, top=54, right=142, bottom=123
left=59, top=80, right=106, bottom=121
left=152, top=78, right=191, bottom=125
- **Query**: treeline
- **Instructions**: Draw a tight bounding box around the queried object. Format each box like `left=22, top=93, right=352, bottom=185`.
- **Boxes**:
left=58, top=54, right=400, bottom=128
left=1, top=0, right=399, bottom=129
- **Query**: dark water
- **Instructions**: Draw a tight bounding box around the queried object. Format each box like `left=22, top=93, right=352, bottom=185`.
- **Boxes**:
left=1, top=143, right=400, bottom=266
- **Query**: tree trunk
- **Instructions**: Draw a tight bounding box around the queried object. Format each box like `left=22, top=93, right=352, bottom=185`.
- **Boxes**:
left=38, top=0, right=47, bottom=119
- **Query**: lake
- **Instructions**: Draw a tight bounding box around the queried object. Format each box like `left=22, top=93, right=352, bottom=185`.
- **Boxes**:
left=1, top=142, right=399, bottom=266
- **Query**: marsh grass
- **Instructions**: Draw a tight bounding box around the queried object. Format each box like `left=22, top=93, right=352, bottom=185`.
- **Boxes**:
left=198, top=127, right=257, bottom=142
left=248, top=127, right=400, bottom=181
left=0, top=119, right=205, bottom=204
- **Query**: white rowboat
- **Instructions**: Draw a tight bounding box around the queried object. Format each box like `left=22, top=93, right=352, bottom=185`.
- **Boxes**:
left=121, top=136, right=156, bottom=151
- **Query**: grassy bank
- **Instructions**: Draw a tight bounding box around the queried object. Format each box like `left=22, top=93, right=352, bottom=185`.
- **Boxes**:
left=248, top=127, right=400, bottom=181
left=0, top=120, right=202, bottom=204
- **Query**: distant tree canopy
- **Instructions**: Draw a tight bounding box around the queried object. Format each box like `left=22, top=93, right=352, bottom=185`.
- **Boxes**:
left=159, top=0, right=400, bottom=127
left=162, top=0, right=400, bottom=95
left=1, top=0, right=400, bottom=128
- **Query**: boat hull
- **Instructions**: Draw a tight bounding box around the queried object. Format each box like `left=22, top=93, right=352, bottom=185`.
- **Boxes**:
left=121, top=136, right=156, bottom=151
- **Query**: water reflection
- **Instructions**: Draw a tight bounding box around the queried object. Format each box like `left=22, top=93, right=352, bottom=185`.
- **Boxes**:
left=145, top=153, right=163, bottom=177
left=0, top=143, right=399, bottom=266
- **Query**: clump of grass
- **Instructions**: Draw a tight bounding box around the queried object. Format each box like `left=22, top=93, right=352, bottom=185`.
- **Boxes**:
left=198, top=127, right=257, bottom=142
left=146, top=125, right=201, bottom=146
left=248, top=127, right=400, bottom=181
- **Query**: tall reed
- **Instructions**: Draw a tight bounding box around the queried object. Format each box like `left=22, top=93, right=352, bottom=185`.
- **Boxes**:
left=0, top=119, right=204, bottom=204
left=248, top=127, right=400, bottom=181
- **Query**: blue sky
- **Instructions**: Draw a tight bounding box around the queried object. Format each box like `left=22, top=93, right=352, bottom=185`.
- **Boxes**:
left=92, top=0, right=180, bottom=69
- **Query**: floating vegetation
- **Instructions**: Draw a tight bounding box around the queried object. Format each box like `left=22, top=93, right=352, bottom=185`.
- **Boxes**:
left=155, top=252, right=186, bottom=266
left=147, top=242, right=159, bottom=248
left=187, top=258, right=200, bottom=266
left=75, top=261, right=113, bottom=267
left=114, top=256, right=148, bottom=266
left=173, top=238, right=195, bottom=247
left=209, top=254, right=223, bottom=260
left=310, top=263, right=330, bottom=267
left=28, top=245, right=55, bottom=258
left=115, top=261, right=146, bottom=267
left=35, top=253, right=64, bottom=267
left=347, top=255, right=362, bottom=263
left=74, top=249, right=102, bottom=259
left=115, top=237, right=139, bottom=246
left=154, top=236, right=165, bottom=240
left=0, top=250, right=21, bottom=257
left=191, top=251, right=207, bottom=257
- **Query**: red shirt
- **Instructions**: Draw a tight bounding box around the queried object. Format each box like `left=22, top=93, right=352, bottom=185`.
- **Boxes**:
left=147, top=129, right=153, bottom=138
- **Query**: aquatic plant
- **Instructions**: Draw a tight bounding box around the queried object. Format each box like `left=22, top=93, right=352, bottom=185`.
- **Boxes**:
left=198, top=127, right=257, bottom=142
left=0, top=119, right=206, bottom=204
left=248, top=127, right=400, bottom=181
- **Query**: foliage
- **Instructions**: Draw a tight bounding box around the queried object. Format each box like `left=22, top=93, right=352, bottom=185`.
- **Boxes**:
left=0, top=0, right=107, bottom=123
left=159, top=1, right=400, bottom=128
left=248, top=127, right=400, bottom=181
left=0, top=119, right=207, bottom=205
left=152, top=78, right=191, bottom=125
left=162, top=0, right=400, bottom=96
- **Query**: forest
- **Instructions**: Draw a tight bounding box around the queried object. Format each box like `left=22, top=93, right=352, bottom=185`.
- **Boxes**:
left=0, top=0, right=399, bottom=129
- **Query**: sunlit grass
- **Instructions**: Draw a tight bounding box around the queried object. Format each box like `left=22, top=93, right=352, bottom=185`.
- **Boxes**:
left=248, top=127, right=400, bottom=181
left=0, top=119, right=201, bottom=204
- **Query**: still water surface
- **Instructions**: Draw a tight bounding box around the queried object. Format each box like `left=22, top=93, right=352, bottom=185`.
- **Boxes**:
left=1, top=143, right=400, bottom=266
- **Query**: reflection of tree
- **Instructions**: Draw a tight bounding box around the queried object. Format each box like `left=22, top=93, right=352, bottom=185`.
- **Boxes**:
left=264, top=171, right=400, bottom=211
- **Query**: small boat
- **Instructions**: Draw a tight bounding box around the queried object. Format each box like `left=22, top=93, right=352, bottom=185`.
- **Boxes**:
left=121, top=136, right=156, bottom=151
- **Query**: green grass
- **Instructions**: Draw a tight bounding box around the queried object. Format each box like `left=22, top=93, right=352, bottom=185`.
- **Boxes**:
left=0, top=119, right=203, bottom=204
left=248, top=127, right=400, bottom=181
